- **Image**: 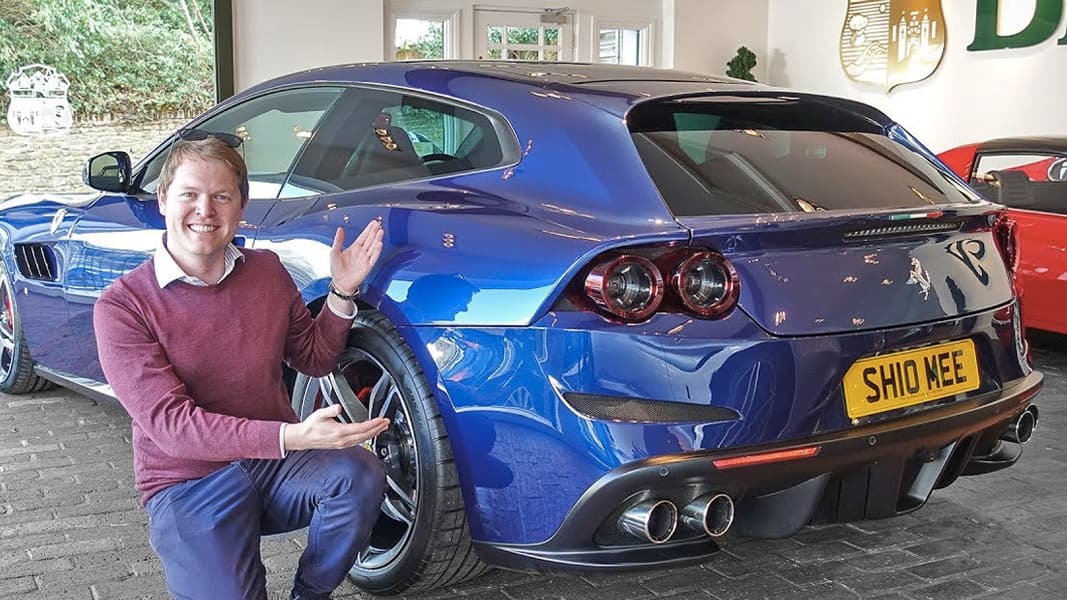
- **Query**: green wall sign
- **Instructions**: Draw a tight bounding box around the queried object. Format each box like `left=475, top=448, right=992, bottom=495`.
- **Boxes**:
left=968, top=0, right=1067, bottom=50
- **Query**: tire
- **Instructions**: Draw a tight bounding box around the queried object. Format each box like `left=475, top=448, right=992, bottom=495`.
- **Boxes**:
left=0, top=261, right=53, bottom=394
left=291, top=309, right=488, bottom=595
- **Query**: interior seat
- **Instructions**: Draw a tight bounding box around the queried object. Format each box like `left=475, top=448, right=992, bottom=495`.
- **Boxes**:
left=340, top=112, right=430, bottom=187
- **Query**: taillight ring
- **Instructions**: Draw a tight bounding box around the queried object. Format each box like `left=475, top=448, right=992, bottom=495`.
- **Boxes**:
left=671, top=251, right=739, bottom=317
left=585, top=255, right=664, bottom=321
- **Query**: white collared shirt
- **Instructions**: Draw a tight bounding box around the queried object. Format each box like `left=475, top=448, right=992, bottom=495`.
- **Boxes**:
left=154, top=238, right=244, bottom=289
left=152, top=237, right=357, bottom=457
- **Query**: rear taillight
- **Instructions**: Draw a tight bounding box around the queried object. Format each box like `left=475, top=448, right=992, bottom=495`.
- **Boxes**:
left=580, top=249, right=739, bottom=322
left=668, top=251, right=739, bottom=317
left=584, top=255, right=664, bottom=320
left=993, top=212, right=1019, bottom=279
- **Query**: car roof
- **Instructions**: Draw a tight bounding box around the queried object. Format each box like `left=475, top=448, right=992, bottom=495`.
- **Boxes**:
left=977, top=136, right=1067, bottom=154
left=271, top=60, right=748, bottom=86
left=249, top=61, right=765, bottom=116
left=390, top=61, right=738, bottom=85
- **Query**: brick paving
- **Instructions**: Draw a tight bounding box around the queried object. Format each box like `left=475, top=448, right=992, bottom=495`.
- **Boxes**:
left=1, top=334, right=1064, bottom=599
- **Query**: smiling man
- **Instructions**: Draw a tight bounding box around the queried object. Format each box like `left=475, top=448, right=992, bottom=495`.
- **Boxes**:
left=94, top=133, right=388, bottom=600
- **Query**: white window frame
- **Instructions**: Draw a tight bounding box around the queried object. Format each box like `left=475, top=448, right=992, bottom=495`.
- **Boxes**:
left=591, top=17, right=654, bottom=66
left=387, top=9, right=461, bottom=61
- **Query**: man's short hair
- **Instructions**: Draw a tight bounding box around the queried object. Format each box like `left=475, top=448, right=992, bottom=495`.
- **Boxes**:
left=158, top=137, right=250, bottom=205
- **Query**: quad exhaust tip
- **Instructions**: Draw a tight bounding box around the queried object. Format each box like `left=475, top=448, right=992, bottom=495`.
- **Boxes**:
left=1002, top=405, right=1039, bottom=445
left=681, top=493, right=735, bottom=538
left=618, top=499, right=678, bottom=544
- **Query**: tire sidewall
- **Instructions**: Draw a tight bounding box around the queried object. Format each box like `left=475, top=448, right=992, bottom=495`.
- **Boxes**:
left=336, top=313, right=453, bottom=593
left=0, top=259, right=28, bottom=392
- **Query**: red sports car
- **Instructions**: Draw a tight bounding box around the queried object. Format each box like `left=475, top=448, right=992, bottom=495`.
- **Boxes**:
left=939, top=137, right=1067, bottom=335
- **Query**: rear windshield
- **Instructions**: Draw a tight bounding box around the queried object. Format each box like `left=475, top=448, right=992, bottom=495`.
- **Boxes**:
left=629, top=97, right=975, bottom=217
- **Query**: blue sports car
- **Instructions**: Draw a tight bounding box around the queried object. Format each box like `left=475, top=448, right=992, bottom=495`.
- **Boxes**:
left=0, top=62, right=1043, bottom=594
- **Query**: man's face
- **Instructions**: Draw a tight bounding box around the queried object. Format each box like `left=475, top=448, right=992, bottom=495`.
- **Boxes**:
left=158, top=157, right=245, bottom=271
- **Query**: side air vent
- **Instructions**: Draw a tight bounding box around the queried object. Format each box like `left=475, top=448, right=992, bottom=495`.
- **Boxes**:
left=14, top=244, right=59, bottom=281
left=843, top=221, right=960, bottom=242
left=563, top=393, right=740, bottom=424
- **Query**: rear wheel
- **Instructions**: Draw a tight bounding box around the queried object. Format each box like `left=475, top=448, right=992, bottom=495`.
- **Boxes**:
left=0, top=261, right=53, bottom=394
left=291, top=310, right=487, bottom=595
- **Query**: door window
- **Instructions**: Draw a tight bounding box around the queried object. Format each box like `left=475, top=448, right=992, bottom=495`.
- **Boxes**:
left=288, top=88, right=516, bottom=194
left=137, top=87, right=345, bottom=200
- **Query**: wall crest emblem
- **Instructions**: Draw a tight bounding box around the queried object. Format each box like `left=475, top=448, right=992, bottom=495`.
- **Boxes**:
left=5, top=63, right=73, bottom=136
left=839, top=0, right=946, bottom=91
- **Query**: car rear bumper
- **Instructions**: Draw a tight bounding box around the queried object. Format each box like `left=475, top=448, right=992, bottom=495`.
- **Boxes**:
left=474, top=370, right=1043, bottom=572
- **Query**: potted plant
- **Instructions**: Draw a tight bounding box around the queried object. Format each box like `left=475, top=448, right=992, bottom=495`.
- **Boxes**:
left=726, top=46, right=758, bottom=82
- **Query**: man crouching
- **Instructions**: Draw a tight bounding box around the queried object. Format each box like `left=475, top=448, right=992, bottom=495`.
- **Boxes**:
left=94, top=132, right=388, bottom=600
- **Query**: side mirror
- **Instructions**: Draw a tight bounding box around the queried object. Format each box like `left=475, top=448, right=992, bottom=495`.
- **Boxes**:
left=83, top=151, right=132, bottom=193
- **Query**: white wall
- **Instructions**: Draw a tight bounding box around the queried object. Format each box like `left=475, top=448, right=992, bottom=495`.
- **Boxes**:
left=766, top=0, right=1067, bottom=153
left=229, top=0, right=769, bottom=89
left=232, top=0, right=385, bottom=91
left=230, top=0, right=770, bottom=90
left=666, top=0, right=768, bottom=79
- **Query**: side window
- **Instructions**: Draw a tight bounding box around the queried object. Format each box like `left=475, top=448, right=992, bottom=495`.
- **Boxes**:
left=137, top=87, right=345, bottom=200
left=973, top=153, right=1067, bottom=214
left=289, top=88, right=511, bottom=195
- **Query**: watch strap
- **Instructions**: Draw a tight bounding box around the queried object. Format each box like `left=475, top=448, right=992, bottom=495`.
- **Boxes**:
left=328, top=282, right=360, bottom=301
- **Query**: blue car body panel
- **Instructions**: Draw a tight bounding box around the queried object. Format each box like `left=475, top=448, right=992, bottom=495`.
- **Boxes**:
left=403, top=303, right=1026, bottom=545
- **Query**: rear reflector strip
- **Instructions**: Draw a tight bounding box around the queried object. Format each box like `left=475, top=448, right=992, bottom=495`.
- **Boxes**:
left=712, top=446, right=821, bottom=469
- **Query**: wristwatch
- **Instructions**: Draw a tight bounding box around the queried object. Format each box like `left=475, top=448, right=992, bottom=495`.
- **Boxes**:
left=328, top=281, right=360, bottom=301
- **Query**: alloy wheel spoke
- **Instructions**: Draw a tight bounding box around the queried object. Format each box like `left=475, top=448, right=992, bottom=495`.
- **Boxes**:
left=366, top=371, right=391, bottom=416
left=318, top=371, right=369, bottom=422
left=297, top=379, right=320, bottom=416
left=376, top=388, right=398, bottom=421
left=358, top=542, right=391, bottom=563
left=381, top=495, right=414, bottom=525
left=385, top=470, right=416, bottom=510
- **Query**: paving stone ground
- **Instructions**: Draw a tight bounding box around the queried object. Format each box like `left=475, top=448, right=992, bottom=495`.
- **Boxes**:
left=1, top=334, right=1064, bottom=600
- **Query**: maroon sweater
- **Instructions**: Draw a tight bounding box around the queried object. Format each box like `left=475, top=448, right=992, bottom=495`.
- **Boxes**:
left=94, top=249, right=352, bottom=505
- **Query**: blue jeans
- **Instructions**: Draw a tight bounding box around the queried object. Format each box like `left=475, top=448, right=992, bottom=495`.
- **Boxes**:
left=145, top=448, right=386, bottom=600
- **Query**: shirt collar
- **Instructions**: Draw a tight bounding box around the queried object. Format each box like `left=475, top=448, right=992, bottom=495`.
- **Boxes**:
left=154, top=235, right=245, bottom=288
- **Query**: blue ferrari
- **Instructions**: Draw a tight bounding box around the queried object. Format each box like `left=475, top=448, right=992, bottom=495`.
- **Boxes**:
left=0, top=62, right=1043, bottom=594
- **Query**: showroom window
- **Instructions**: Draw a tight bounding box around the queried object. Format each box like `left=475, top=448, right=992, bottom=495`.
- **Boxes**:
left=391, top=13, right=458, bottom=60
left=595, top=20, right=652, bottom=66
left=0, top=0, right=223, bottom=198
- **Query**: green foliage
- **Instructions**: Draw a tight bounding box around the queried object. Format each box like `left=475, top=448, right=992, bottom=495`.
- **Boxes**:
left=0, top=0, right=214, bottom=122
left=726, top=46, right=758, bottom=82
left=396, top=22, right=443, bottom=60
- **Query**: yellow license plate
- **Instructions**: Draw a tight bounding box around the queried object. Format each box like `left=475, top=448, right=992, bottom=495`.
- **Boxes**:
left=843, top=339, right=980, bottom=419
